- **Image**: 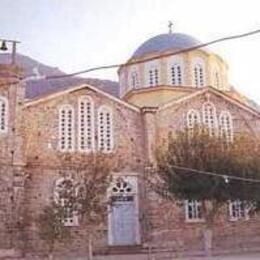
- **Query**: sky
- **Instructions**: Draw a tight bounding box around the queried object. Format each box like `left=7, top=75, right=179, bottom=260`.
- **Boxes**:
left=1, top=0, right=260, bottom=102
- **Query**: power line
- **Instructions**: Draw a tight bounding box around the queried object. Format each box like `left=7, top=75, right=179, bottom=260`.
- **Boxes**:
left=45, top=28, right=260, bottom=80
left=1, top=28, right=260, bottom=84
left=170, top=165, right=260, bottom=183
left=2, top=159, right=260, bottom=184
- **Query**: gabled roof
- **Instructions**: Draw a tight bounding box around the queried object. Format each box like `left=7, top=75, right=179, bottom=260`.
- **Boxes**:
left=158, top=86, right=260, bottom=117
left=0, top=53, right=120, bottom=99
left=24, top=83, right=140, bottom=113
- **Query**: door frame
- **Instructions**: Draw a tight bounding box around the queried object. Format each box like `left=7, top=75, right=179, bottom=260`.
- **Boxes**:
left=108, top=173, right=140, bottom=246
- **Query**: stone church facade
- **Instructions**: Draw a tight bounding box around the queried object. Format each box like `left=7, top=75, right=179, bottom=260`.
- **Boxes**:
left=1, top=31, right=260, bottom=258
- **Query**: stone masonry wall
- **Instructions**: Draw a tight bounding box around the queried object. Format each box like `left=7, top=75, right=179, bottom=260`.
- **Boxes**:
left=141, top=90, right=260, bottom=254
left=20, top=86, right=145, bottom=255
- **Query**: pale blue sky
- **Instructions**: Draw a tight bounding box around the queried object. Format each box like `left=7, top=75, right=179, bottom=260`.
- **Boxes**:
left=1, top=0, right=260, bottom=102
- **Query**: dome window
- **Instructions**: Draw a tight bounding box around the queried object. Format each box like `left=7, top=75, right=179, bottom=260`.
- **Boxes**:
left=214, top=71, right=221, bottom=89
left=148, top=67, right=159, bottom=87
left=130, top=71, right=139, bottom=89
left=194, top=64, right=205, bottom=87
left=171, top=64, right=183, bottom=86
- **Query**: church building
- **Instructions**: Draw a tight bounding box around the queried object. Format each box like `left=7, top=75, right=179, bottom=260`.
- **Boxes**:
left=1, top=29, right=260, bottom=258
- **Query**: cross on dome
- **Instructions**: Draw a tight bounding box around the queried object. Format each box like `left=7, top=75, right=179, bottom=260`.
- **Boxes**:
left=168, top=21, right=173, bottom=34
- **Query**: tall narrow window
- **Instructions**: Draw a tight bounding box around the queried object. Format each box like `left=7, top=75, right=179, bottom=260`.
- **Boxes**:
left=148, top=67, right=159, bottom=87
left=59, top=105, right=75, bottom=151
left=219, top=111, right=233, bottom=142
left=130, top=71, right=139, bottom=89
left=98, top=106, right=113, bottom=153
left=202, top=102, right=217, bottom=136
left=185, top=200, right=203, bottom=222
left=194, top=64, right=205, bottom=87
left=78, top=96, right=94, bottom=152
left=171, top=64, right=182, bottom=86
left=187, top=109, right=200, bottom=130
left=0, top=97, right=8, bottom=133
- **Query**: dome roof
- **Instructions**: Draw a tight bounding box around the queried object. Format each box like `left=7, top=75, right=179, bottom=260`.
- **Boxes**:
left=132, top=33, right=202, bottom=58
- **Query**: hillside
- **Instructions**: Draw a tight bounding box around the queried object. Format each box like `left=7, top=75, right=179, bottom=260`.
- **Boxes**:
left=0, top=53, right=119, bottom=99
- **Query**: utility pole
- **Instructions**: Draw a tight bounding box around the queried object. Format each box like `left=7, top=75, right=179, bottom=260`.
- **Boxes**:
left=0, top=38, right=20, bottom=65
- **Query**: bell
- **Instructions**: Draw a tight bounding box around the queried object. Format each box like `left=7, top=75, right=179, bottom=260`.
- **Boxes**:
left=0, top=41, right=8, bottom=51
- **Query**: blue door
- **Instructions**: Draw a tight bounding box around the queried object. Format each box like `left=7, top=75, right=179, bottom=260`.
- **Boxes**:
left=111, top=196, right=136, bottom=245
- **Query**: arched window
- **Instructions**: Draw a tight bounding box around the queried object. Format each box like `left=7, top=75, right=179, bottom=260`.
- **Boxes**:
left=98, top=106, right=113, bottom=153
left=194, top=64, right=205, bottom=87
left=213, top=71, right=221, bottom=89
left=111, top=178, right=134, bottom=196
left=202, top=102, right=217, bottom=136
left=59, top=105, right=75, bottom=151
left=130, top=71, right=139, bottom=89
left=219, top=111, right=233, bottom=142
left=187, top=109, right=200, bottom=130
left=78, top=96, right=94, bottom=152
left=171, top=64, right=183, bottom=86
left=0, top=97, right=8, bottom=133
left=149, top=67, right=159, bottom=87
left=54, top=177, right=79, bottom=226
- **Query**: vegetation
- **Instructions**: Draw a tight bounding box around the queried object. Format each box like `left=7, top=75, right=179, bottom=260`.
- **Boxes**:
left=155, top=128, right=260, bottom=254
left=38, top=153, right=112, bottom=259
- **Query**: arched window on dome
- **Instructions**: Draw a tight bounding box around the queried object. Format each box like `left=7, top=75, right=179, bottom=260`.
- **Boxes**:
left=219, top=111, right=233, bottom=142
left=187, top=109, right=200, bottom=132
left=98, top=106, right=113, bottom=153
left=146, top=62, right=160, bottom=87
left=202, top=102, right=218, bottom=136
left=213, top=70, right=221, bottom=89
left=129, top=70, right=139, bottom=89
left=59, top=105, right=75, bottom=151
left=214, top=71, right=220, bottom=89
left=168, top=56, right=184, bottom=86
left=0, top=96, right=8, bottom=134
left=192, top=57, right=206, bottom=88
left=78, top=96, right=94, bottom=152
left=171, top=64, right=183, bottom=86
left=149, top=68, right=159, bottom=87
left=194, top=64, right=205, bottom=87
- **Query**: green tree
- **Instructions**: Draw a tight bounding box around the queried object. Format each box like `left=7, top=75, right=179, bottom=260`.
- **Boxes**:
left=38, top=153, right=113, bottom=260
left=155, top=128, right=260, bottom=255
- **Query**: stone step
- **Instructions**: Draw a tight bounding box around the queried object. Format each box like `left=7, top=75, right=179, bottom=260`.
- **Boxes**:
left=96, top=245, right=145, bottom=255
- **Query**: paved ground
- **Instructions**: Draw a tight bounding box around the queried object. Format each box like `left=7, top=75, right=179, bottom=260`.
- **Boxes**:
left=181, top=254, right=260, bottom=260
left=6, top=252, right=260, bottom=259
left=94, top=252, right=260, bottom=260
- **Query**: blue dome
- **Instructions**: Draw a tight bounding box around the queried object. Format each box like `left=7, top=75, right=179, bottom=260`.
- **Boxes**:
left=132, top=33, right=202, bottom=58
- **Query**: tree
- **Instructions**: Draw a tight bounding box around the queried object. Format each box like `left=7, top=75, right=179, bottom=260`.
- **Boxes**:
left=155, top=128, right=260, bottom=255
left=38, top=153, right=113, bottom=260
